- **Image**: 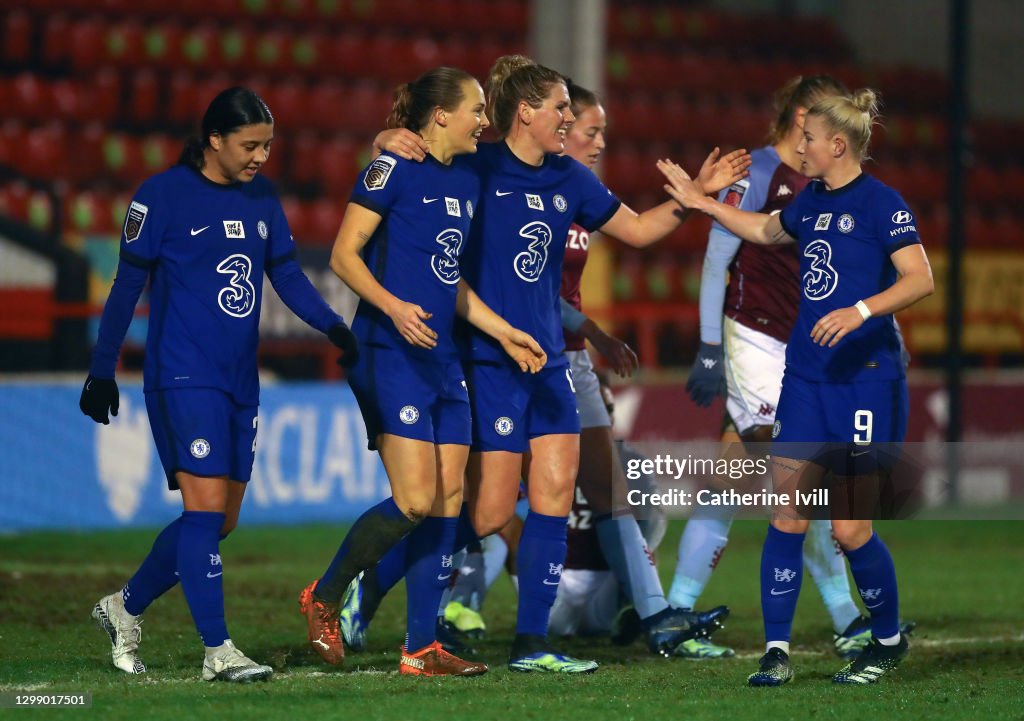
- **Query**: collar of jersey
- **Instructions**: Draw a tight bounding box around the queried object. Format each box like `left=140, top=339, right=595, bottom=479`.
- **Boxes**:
left=498, top=139, right=550, bottom=173
left=815, top=171, right=868, bottom=197
left=186, top=164, right=246, bottom=190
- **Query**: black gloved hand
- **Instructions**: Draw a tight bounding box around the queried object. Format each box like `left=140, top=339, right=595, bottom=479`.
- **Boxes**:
left=80, top=375, right=120, bottom=424
left=685, top=341, right=726, bottom=407
left=327, top=323, right=360, bottom=368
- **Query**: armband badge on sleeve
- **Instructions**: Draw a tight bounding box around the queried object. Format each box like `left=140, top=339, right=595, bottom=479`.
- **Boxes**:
left=363, top=156, right=397, bottom=191
left=124, top=201, right=148, bottom=243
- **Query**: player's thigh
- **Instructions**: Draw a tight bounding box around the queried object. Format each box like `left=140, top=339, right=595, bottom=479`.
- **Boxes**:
left=466, top=360, right=529, bottom=454
left=435, top=443, right=470, bottom=516
left=524, top=433, right=580, bottom=516
left=465, top=449, right=524, bottom=536
left=377, top=434, right=440, bottom=519
left=723, top=317, right=786, bottom=435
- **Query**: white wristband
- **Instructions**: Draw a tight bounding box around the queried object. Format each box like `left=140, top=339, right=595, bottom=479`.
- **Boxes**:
left=855, top=300, right=872, bottom=321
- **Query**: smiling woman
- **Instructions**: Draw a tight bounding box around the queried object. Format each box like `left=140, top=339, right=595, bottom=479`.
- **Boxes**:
left=78, top=85, right=356, bottom=684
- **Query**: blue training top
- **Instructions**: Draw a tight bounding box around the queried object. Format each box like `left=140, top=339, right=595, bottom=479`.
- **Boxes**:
left=459, top=141, right=620, bottom=366
left=348, top=151, right=480, bottom=363
left=90, top=164, right=342, bottom=406
left=778, top=173, right=922, bottom=383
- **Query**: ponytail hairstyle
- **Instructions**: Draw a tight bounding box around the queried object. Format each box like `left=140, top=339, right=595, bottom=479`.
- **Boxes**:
left=485, top=54, right=566, bottom=137
left=807, top=88, right=882, bottom=160
left=767, top=74, right=849, bottom=145
left=178, top=86, right=274, bottom=170
left=565, top=77, right=600, bottom=118
left=386, top=66, right=477, bottom=132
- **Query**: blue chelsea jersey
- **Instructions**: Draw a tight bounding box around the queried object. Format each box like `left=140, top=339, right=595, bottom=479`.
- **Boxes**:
left=348, top=152, right=480, bottom=362
left=122, top=165, right=295, bottom=405
left=779, top=173, right=922, bottom=383
left=459, top=141, right=621, bottom=365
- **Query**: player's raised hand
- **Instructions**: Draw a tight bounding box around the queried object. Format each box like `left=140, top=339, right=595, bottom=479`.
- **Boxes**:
left=388, top=300, right=438, bottom=349
left=372, top=129, right=429, bottom=162
left=588, top=329, right=639, bottom=378
left=657, top=159, right=709, bottom=212
left=695, top=147, right=752, bottom=195
left=327, top=322, right=360, bottom=368
left=80, top=375, right=120, bottom=424
left=811, top=306, right=864, bottom=347
left=499, top=329, right=547, bottom=373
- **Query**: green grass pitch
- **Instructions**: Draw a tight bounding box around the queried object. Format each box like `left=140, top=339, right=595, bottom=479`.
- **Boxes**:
left=1, top=521, right=1021, bottom=720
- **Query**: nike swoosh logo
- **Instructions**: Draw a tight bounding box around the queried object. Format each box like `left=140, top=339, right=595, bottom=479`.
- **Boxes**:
left=769, top=588, right=796, bottom=595
left=865, top=601, right=884, bottom=609
left=437, top=573, right=452, bottom=581
left=191, top=225, right=210, bottom=236
left=542, top=579, right=560, bottom=586
left=802, top=216, right=813, bottom=222
left=850, top=450, right=871, bottom=457
left=495, top=190, right=514, bottom=197
left=206, top=571, right=223, bottom=578
left=422, top=197, right=438, bottom=203
left=85, top=380, right=92, bottom=390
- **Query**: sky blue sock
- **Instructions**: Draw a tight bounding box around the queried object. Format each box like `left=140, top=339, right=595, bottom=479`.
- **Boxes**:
left=761, top=525, right=806, bottom=644
left=845, top=532, right=900, bottom=639
left=515, top=511, right=567, bottom=637
left=123, top=516, right=182, bottom=616
left=595, top=514, right=668, bottom=619
left=178, top=511, right=228, bottom=647
left=804, top=520, right=861, bottom=633
left=403, top=516, right=457, bottom=651
left=668, top=513, right=733, bottom=609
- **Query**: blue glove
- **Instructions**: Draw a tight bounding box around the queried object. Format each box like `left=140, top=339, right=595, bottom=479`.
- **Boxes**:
left=686, top=342, right=725, bottom=407
left=80, top=375, right=119, bottom=424
left=327, top=323, right=359, bottom=368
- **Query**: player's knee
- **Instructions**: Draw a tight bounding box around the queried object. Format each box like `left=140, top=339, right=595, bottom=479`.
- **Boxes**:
left=771, top=517, right=810, bottom=535
left=393, top=489, right=436, bottom=522
left=472, top=509, right=513, bottom=538
left=831, top=522, right=872, bottom=550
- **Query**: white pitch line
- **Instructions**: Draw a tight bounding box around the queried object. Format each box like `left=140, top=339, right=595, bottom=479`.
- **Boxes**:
left=729, top=633, right=1024, bottom=661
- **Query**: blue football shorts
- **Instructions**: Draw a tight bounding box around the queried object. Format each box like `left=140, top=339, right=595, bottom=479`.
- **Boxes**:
left=347, top=344, right=471, bottom=451
left=145, top=387, right=258, bottom=490
left=466, top=358, right=580, bottom=453
left=771, top=372, right=908, bottom=475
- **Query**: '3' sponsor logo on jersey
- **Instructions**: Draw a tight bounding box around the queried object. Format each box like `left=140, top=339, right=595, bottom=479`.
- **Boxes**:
left=513, top=221, right=552, bottom=282
left=216, top=253, right=256, bottom=317
left=431, top=228, right=463, bottom=285
left=802, top=239, right=839, bottom=301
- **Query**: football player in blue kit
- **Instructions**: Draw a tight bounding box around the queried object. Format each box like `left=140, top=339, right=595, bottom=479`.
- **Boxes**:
left=297, top=67, right=545, bottom=677
left=456, top=55, right=741, bottom=673
left=659, top=88, right=934, bottom=686
left=79, top=87, right=358, bottom=682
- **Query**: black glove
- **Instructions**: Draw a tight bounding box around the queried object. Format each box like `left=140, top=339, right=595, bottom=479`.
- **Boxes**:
left=80, top=375, right=119, bottom=425
left=327, top=323, right=360, bottom=368
left=685, top=341, right=726, bottom=407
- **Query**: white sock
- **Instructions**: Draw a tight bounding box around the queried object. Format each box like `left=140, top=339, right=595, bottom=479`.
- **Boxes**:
left=877, top=632, right=901, bottom=646
left=766, top=640, right=790, bottom=655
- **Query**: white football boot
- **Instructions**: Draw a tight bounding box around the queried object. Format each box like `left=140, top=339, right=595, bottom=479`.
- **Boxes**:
left=92, top=591, right=146, bottom=674
left=202, top=640, right=273, bottom=682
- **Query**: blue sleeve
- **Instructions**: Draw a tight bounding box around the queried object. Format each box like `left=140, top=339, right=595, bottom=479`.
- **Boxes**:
left=89, top=260, right=149, bottom=378
left=698, top=228, right=743, bottom=344
left=874, top=186, right=922, bottom=253
left=266, top=201, right=343, bottom=333
left=89, top=179, right=168, bottom=377
left=347, top=152, right=405, bottom=217
left=560, top=298, right=588, bottom=332
left=574, top=163, right=622, bottom=232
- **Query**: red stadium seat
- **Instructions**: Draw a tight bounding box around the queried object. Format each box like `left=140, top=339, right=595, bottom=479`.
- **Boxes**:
left=68, top=17, right=105, bottom=70
left=128, top=70, right=161, bottom=126
left=42, top=14, right=72, bottom=67
left=10, top=73, right=51, bottom=123
left=3, top=10, right=33, bottom=65
left=65, top=189, right=116, bottom=235
left=319, top=137, right=360, bottom=199
left=179, top=24, right=219, bottom=71
left=287, top=132, right=322, bottom=187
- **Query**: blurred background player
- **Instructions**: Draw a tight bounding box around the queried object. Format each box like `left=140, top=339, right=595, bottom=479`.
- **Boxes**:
left=660, top=87, right=934, bottom=686
left=297, top=67, right=544, bottom=677
left=669, top=75, right=887, bottom=660
left=80, top=87, right=357, bottom=682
